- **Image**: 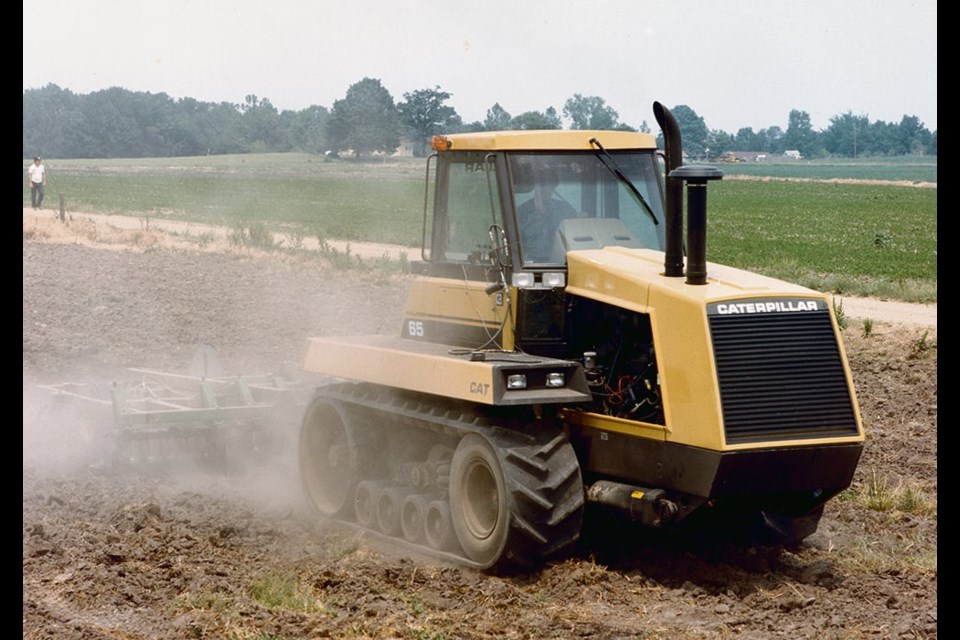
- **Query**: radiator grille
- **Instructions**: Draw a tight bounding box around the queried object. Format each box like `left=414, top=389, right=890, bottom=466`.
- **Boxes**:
left=708, top=300, right=859, bottom=444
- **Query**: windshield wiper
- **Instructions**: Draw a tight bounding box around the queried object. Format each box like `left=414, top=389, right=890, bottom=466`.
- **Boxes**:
left=589, top=137, right=659, bottom=225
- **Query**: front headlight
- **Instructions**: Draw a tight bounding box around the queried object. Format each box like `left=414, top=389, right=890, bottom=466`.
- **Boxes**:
left=545, top=372, right=565, bottom=388
left=542, top=272, right=566, bottom=288
left=506, top=374, right=528, bottom=390
left=511, top=272, right=535, bottom=288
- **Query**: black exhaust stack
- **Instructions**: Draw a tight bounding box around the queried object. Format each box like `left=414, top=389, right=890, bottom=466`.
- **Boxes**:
left=653, top=102, right=724, bottom=285
left=653, top=102, right=684, bottom=278
left=671, top=164, right=724, bottom=285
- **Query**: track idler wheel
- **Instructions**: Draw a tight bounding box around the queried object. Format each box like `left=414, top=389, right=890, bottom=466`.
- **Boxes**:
left=299, top=399, right=364, bottom=516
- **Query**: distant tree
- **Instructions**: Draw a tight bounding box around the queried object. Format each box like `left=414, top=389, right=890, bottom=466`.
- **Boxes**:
left=483, top=103, right=513, bottom=130
left=563, top=94, right=620, bottom=130
left=201, top=101, right=247, bottom=155
left=782, top=109, right=822, bottom=158
left=668, top=105, right=709, bottom=156
left=733, top=127, right=760, bottom=151
left=80, top=88, right=148, bottom=157
left=758, top=126, right=784, bottom=154
left=167, top=97, right=216, bottom=156
left=326, top=78, right=401, bottom=158
left=397, top=86, right=461, bottom=157
left=23, top=84, right=87, bottom=158
left=457, top=121, right=487, bottom=133
left=870, top=119, right=900, bottom=156
left=544, top=106, right=562, bottom=128
left=823, top=112, right=869, bottom=157
left=143, top=93, right=191, bottom=155
left=510, top=107, right=562, bottom=130
left=239, top=95, right=286, bottom=152
left=283, top=104, right=329, bottom=154
left=896, top=115, right=927, bottom=155
left=706, top=129, right=734, bottom=158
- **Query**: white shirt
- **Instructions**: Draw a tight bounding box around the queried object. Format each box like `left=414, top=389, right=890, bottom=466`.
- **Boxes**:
left=28, top=163, right=45, bottom=184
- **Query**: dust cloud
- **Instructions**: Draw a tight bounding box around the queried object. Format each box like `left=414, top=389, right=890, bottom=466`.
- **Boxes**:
left=23, top=222, right=410, bottom=528
left=22, top=366, right=307, bottom=511
left=23, top=380, right=114, bottom=474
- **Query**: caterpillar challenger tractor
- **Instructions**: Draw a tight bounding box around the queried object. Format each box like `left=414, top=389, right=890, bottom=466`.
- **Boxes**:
left=298, top=102, right=865, bottom=571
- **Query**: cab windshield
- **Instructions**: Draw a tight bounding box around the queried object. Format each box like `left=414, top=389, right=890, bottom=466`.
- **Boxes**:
left=509, top=151, right=665, bottom=265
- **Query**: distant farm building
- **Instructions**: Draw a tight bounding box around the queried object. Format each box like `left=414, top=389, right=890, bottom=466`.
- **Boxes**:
left=721, top=151, right=768, bottom=162
left=391, top=138, right=415, bottom=157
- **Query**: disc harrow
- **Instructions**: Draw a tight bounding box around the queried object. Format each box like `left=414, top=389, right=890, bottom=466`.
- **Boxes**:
left=39, top=365, right=314, bottom=470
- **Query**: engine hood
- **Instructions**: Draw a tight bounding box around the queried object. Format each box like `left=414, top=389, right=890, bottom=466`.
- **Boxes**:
left=564, top=246, right=823, bottom=314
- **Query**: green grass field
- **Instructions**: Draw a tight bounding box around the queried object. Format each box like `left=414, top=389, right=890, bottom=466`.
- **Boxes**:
left=717, top=156, right=936, bottom=183
left=24, top=154, right=937, bottom=302
left=709, top=179, right=936, bottom=301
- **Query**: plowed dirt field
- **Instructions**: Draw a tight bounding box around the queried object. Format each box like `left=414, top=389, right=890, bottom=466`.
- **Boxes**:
left=23, top=212, right=937, bottom=640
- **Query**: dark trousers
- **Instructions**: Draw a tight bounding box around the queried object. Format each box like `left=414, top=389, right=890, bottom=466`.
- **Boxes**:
left=30, top=182, right=44, bottom=208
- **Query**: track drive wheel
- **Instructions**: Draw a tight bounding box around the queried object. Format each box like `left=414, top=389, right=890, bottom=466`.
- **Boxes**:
left=299, top=398, right=363, bottom=516
left=449, top=426, right=584, bottom=571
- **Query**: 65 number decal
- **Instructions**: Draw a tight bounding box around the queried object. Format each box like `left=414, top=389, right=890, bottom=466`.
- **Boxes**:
left=407, top=321, right=425, bottom=337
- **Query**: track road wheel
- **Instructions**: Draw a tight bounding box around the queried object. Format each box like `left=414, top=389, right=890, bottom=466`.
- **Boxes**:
left=424, top=500, right=457, bottom=552
left=449, top=427, right=584, bottom=571
left=400, top=494, right=430, bottom=544
left=299, top=399, right=362, bottom=516
left=354, top=481, right=380, bottom=528
left=377, top=487, right=403, bottom=536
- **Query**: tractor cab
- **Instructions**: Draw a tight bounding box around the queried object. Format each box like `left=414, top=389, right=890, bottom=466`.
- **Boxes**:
left=423, top=131, right=666, bottom=270
left=414, top=130, right=667, bottom=356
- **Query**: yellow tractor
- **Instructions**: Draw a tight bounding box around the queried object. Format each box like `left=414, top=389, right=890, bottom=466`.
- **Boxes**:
left=298, top=102, right=864, bottom=571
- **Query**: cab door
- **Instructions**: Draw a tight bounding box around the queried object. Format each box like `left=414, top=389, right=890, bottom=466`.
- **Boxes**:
left=404, top=152, right=512, bottom=349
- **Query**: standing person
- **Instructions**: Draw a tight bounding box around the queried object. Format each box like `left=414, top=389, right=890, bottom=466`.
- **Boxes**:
left=27, top=156, right=46, bottom=209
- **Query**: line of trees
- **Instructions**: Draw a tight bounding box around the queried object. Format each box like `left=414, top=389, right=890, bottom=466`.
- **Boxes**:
left=23, top=81, right=936, bottom=160
left=670, top=106, right=937, bottom=159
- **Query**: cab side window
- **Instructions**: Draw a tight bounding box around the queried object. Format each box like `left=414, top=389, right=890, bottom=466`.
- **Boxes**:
left=443, top=157, right=501, bottom=263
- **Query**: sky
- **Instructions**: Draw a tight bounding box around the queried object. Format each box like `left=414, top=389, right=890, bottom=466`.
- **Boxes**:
left=22, top=0, right=937, bottom=134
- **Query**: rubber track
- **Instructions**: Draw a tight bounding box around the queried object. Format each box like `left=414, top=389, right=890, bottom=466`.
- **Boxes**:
left=310, top=381, right=585, bottom=570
